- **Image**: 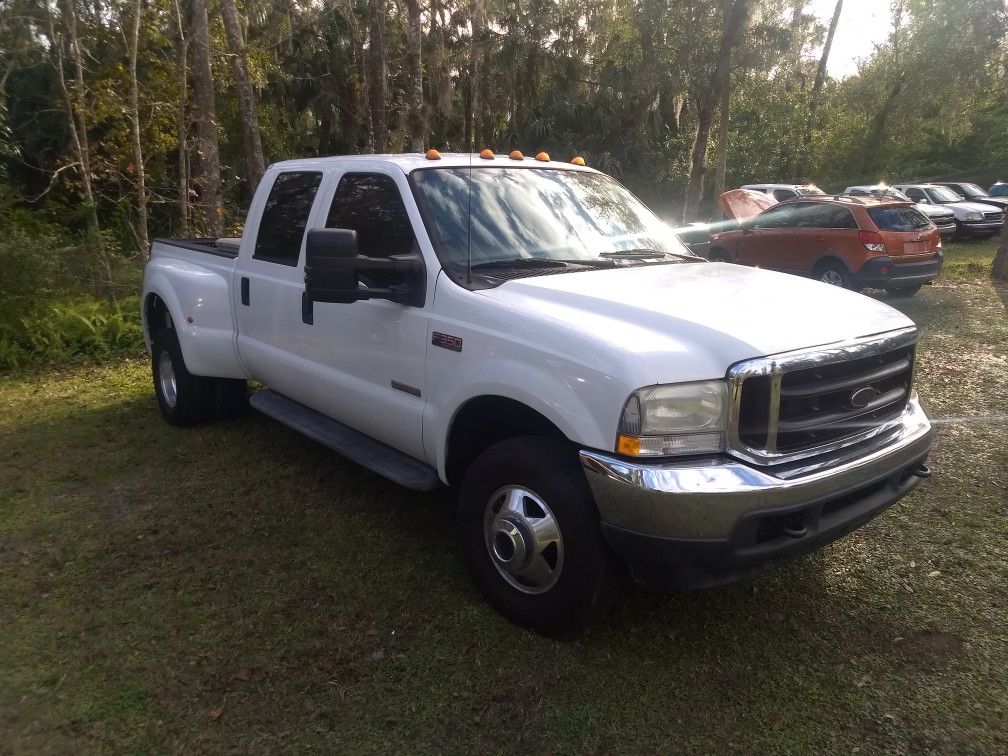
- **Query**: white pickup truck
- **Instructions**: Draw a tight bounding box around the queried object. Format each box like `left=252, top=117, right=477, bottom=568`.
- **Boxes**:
left=143, top=153, right=933, bottom=632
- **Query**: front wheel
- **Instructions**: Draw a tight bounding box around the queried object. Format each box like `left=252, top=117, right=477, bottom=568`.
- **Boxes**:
left=457, top=437, right=622, bottom=634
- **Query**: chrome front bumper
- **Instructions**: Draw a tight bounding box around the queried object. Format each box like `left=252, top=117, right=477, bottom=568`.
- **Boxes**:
left=580, top=394, right=931, bottom=546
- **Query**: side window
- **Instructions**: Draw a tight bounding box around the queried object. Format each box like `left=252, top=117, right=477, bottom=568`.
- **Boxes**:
left=906, top=188, right=926, bottom=202
left=253, top=171, right=323, bottom=265
left=326, top=173, right=417, bottom=258
left=794, top=203, right=836, bottom=228
left=829, top=207, right=859, bottom=229
left=753, top=204, right=798, bottom=229
left=773, top=189, right=796, bottom=201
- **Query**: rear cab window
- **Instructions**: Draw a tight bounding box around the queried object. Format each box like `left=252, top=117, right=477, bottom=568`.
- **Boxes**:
left=868, top=206, right=933, bottom=232
left=253, top=171, right=324, bottom=265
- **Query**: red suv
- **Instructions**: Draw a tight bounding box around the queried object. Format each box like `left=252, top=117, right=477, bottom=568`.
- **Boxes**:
left=708, top=191, right=943, bottom=295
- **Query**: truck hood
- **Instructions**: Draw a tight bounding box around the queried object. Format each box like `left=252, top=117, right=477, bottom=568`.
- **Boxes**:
left=478, top=263, right=914, bottom=383
left=718, top=189, right=777, bottom=221
left=939, top=200, right=1002, bottom=217
left=916, top=203, right=954, bottom=219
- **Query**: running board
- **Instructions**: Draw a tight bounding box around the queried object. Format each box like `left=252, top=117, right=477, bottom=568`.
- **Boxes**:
left=249, top=389, right=442, bottom=491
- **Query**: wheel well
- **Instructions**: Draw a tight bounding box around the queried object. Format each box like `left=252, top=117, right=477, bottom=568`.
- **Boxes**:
left=812, top=254, right=850, bottom=275
left=144, top=293, right=172, bottom=341
left=445, top=396, right=569, bottom=486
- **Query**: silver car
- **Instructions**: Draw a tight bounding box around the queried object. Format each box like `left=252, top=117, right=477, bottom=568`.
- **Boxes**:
left=894, top=184, right=1004, bottom=238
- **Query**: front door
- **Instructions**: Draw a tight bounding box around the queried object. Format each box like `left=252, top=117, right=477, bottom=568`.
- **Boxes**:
left=286, top=169, right=431, bottom=460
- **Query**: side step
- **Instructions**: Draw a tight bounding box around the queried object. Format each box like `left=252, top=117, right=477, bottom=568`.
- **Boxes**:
left=249, top=389, right=442, bottom=491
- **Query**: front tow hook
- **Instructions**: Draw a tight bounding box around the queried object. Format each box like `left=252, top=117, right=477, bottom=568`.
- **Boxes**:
left=911, top=463, right=932, bottom=479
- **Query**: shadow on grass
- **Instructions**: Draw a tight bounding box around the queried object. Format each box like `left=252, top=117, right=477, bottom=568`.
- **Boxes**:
left=2, top=390, right=973, bottom=751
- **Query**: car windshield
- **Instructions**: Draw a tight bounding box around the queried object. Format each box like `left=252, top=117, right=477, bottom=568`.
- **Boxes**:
left=796, top=185, right=826, bottom=196
left=410, top=167, right=694, bottom=279
left=956, top=183, right=988, bottom=198
left=928, top=186, right=964, bottom=202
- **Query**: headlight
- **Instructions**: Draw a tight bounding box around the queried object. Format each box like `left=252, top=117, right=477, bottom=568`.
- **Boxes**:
left=616, top=380, right=728, bottom=457
left=965, top=213, right=982, bottom=221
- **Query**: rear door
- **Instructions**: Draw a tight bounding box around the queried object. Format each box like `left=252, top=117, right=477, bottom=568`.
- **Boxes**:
left=233, top=169, right=325, bottom=398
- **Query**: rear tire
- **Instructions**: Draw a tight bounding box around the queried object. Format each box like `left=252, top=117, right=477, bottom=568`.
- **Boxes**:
left=814, top=261, right=854, bottom=290
left=151, top=327, right=214, bottom=427
left=457, top=436, right=622, bottom=634
left=885, top=284, right=923, bottom=297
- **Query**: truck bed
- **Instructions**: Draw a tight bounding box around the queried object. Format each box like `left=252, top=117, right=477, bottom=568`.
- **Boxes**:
left=152, top=237, right=241, bottom=258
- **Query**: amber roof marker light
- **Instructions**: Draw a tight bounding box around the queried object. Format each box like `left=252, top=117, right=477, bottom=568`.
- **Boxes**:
left=571, top=156, right=586, bottom=166
left=425, top=148, right=442, bottom=160
left=509, top=150, right=524, bottom=160
left=535, top=151, right=550, bottom=162
left=479, top=149, right=494, bottom=160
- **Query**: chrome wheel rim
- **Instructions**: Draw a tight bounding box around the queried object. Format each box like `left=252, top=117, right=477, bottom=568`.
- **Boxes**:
left=483, top=485, right=564, bottom=594
left=158, top=350, right=177, bottom=408
left=820, top=269, right=844, bottom=287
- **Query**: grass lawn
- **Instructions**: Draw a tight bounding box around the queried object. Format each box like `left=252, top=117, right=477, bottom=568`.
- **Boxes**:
left=1, top=238, right=1006, bottom=752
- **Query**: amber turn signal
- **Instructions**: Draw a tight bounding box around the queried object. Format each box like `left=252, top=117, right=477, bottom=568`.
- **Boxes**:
left=479, top=149, right=494, bottom=159
left=425, top=148, right=441, bottom=160
left=616, top=434, right=641, bottom=456
left=509, top=150, right=524, bottom=160
left=535, top=151, right=550, bottom=162
left=571, top=156, right=586, bottom=166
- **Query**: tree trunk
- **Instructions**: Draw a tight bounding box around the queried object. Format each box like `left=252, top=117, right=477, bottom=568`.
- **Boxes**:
left=173, top=0, right=189, bottom=235
left=712, top=68, right=731, bottom=198
left=191, top=0, right=224, bottom=236
left=367, top=0, right=388, bottom=152
left=53, top=0, right=101, bottom=244
left=797, top=0, right=842, bottom=178
left=682, top=0, right=754, bottom=222
left=128, top=0, right=148, bottom=254
left=404, top=0, right=424, bottom=152
left=220, top=0, right=265, bottom=196
left=466, top=0, right=485, bottom=151
left=992, top=221, right=1008, bottom=281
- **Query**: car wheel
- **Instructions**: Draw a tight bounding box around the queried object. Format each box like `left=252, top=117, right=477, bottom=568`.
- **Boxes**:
left=457, top=436, right=622, bottom=634
left=885, top=284, right=923, bottom=297
left=814, top=262, right=853, bottom=289
left=151, top=327, right=215, bottom=427
left=707, top=246, right=732, bottom=263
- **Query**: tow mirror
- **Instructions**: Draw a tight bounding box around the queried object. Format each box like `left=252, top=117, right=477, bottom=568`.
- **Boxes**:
left=304, top=228, right=425, bottom=307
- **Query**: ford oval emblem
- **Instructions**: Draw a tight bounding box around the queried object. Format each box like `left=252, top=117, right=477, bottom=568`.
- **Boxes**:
left=850, top=386, right=879, bottom=409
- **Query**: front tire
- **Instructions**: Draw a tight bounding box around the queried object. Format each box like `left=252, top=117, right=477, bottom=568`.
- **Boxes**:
left=151, top=327, right=215, bottom=426
left=457, top=436, right=621, bottom=634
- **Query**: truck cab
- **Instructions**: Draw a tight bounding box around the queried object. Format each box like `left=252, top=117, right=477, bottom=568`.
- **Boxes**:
left=143, top=153, right=933, bottom=632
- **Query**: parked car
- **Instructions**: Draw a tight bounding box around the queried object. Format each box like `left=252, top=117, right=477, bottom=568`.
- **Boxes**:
left=709, top=190, right=942, bottom=295
left=740, top=183, right=826, bottom=201
left=893, top=183, right=1004, bottom=238
left=143, top=153, right=933, bottom=632
left=844, top=184, right=956, bottom=239
left=933, top=181, right=1008, bottom=213
left=988, top=182, right=1008, bottom=197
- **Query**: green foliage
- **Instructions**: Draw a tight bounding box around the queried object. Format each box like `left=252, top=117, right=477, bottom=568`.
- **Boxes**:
left=0, top=296, right=144, bottom=371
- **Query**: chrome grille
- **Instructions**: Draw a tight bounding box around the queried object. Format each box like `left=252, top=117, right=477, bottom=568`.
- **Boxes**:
left=727, top=329, right=917, bottom=465
left=983, top=211, right=1003, bottom=222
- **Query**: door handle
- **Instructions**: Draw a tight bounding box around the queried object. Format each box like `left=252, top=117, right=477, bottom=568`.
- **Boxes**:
left=240, top=277, right=250, bottom=306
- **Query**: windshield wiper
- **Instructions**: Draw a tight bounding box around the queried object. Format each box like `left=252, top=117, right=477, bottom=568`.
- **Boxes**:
left=599, top=248, right=701, bottom=262
left=471, top=258, right=569, bottom=271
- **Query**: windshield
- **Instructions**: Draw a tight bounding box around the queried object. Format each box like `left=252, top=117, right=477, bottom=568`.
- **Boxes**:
left=927, top=186, right=964, bottom=203
left=796, top=185, right=826, bottom=196
left=957, top=183, right=987, bottom=198
left=861, top=187, right=910, bottom=201
left=410, top=167, right=693, bottom=280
